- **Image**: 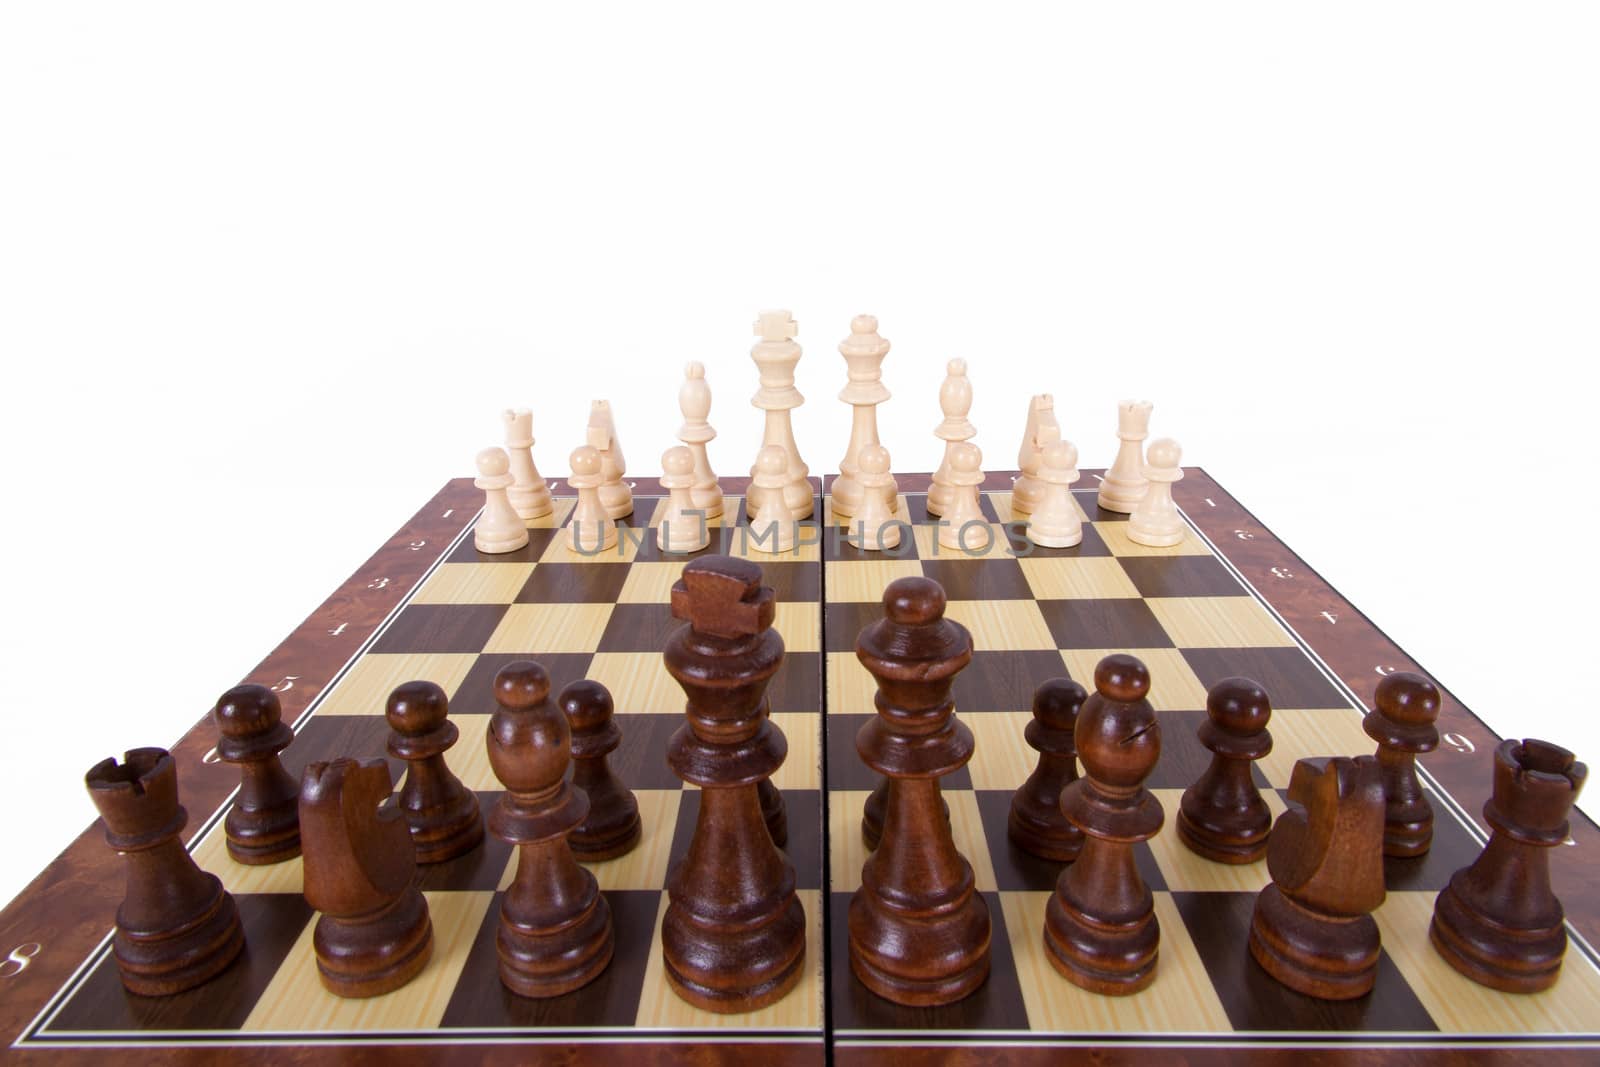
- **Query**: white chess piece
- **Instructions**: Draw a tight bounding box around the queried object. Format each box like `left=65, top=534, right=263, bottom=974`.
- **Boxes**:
left=747, top=310, right=813, bottom=519
left=677, top=361, right=724, bottom=520
left=1098, top=400, right=1154, bottom=513
left=1011, top=394, right=1061, bottom=518
left=748, top=445, right=798, bottom=554
left=937, top=441, right=986, bottom=552
left=502, top=408, right=554, bottom=520
left=927, top=359, right=975, bottom=518
left=659, top=446, right=710, bottom=554
left=1128, top=437, right=1185, bottom=547
left=587, top=399, right=633, bottom=520
left=568, top=445, right=618, bottom=554
left=832, top=314, right=896, bottom=520
left=474, top=447, right=531, bottom=554
left=847, top=444, right=902, bottom=552
left=1026, top=440, right=1083, bottom=549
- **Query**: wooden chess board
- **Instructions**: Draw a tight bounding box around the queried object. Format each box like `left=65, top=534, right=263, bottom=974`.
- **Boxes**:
left=1, top=470, right=1596, bottom=1065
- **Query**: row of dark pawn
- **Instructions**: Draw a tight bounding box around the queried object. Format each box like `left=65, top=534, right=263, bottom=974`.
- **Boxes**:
left=854, top=574, right=1587, bottom=1006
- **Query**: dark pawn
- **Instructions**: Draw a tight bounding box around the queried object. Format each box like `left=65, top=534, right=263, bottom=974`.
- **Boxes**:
left=386, top=680, right=484, bottom=864
left=301, top=758, right=433, bottom=998
left=663, top=556, right=806, bottom=1012
left=86, top=749, right=245, bottom=996
left=1431, top=739, right=1586, bottom=993
left=1178, top=677, right=1274, bottom=864
left=1044, top=654, right=1163, bottom=995
left=1008, top=678, right=1088, bottom=862
left=1249, top=756, right=1386, bottom=1000
left=560, top=679, right=641, bottom=861
left=849, top=576, right=991, bottom=1007
left=489, top=662, right=614, bottom=998
left=1363, top=672, right=1440, bottom=857
left=213, top=684, right=301, bottom=865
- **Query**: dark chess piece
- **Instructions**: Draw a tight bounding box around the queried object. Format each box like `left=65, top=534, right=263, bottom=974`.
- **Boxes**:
left=213, top=684, right=301, bottom=865
left=848, top=576, right=991, bottom=1006
left=1008, top=677, right=1088, bottom=862
left=386, top=680, right=484, bottom=864
left=86, top=748, right=245, bottom=996
left=1430, top=738, right=1587, bottom=993
left=300, top=757, right=434, bottom=998
left=862, top=776, right=949, bottom=851
left=1363, top=671, right=1440, bottom=857
left=1044, top=654, right=1163, bottom=995
left=760, top=776, right=788, bottom=849
left=1249, top=755, right=1386, bottom=1000
left=489, top=662, right=615, bottom=997
left=662, top=555, right=807, bottom=1012
left=560, top=679, right=642, bottom=861
left=1178, top=677, right=1274, bottom=864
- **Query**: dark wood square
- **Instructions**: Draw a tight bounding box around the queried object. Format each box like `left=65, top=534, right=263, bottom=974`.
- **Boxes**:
left=416, top=795, right=511, bottom=892
left=1015, top=520, right=1113, bottom=559
left=769, top=650, right=822, bottom=715
left=596, top=603, right=680, bottom=653
left=632, top=525, right=737, bottom=563
left=369, top=603, right=510, bottom=655
left=1150, top=709, right=1271, bottom=791
left=1183, top=647, right=1349, bottom=710
left=920, top=558, right=1034, bottom=601
left=1038, top=597, right=1175, bottom=650
left=825, top=601, right=884, bottom=653
left=1117, top=555, right=1248, bottom=598
left=608, top=713, right=692, bottom=790
left=758, top=561, right=821, bottom=604
left=953, top=650, right=1074, bottom=713
left=1074, top=488, right=1129, bottom=522
left=446, top=527, right=559, bottom=563
left=1381, top=788, right=1487, bottom=893
left=287, top=715, right=402, bottom=783
left=451, top=653, right=596, bottom=718
left=515, top=562, right=631, bottom=604
left=823, top=522, right=920, bottom=562
left=900, top=492, right=1001, bottom=526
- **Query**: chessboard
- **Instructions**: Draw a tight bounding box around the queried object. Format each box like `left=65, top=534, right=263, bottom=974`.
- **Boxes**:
left=1, top=469, right=1597, bottom=1065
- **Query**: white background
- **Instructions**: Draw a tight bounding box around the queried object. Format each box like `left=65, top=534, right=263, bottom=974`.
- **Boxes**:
left=1, top=3, right=1596, bottom=913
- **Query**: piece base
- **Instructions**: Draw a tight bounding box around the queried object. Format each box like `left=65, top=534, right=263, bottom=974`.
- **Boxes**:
left=475, top=530, right=531, bottom=554
left=1248, top=883, right=1378, bottom=1001
left=114, top=891, right=246, bottom=998
left=569, top=815, right=643, bottom=862
left=1177, top=810, right=1269, bottom=865
left=1042, top=894, right=1159, bottom=997
left=1429, top=882, right=1566, bottom=994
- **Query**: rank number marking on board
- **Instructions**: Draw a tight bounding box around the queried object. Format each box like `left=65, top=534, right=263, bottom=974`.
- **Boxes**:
left=1, top=943, right=42, bottom=979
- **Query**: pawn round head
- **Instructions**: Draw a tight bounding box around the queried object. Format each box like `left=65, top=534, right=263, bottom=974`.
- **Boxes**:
left=851, top=314, right=878, bottom=336
left=1094, top=653, right=1151, bottom=703
left=1375, top=671, right=1441, bottom=726
left=570, top=445, right=602, bottom=478
left=1077, top=654, right=1160, bottom=788
left=1146, top=437, right=1182, bottom=469
left=757, top=444, right=787, bottom=478
left=951, top=441, right=982, bottom=474
left=558, top=679, right=614, bottom=734
left=860, top=443, right=891, bottom=476
left=213, top=684, right=283, bottom=738
left=685, top=360, right=705, bottom=381
left=662, top=445, right=694, bottom=478
left=487, top=662, right=568, bottom=794
left=1032, top=677, right=1087, bottom=731
left=883, top=575, right=946, bottom=627
left=385, top=680, right=449, bottom=736
left=1206, top=676, right=1272, bottom=736
left=1042, top=439, right=1078, bottom=472
left=493, top=661, right=551, bottom=711
left=476, top=447, right=510, bottom=478
left=947, top=358, right=967, bottom=377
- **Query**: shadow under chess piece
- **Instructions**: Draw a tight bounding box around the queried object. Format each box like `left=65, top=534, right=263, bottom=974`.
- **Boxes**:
left=1178, top=677, right=1274, bottom=864
left=386, top=680, right=484, bottom=864
left=213, top=683, right=301, bottom=865
left=1430, top=738, right=1586, bottom=993
left=560, top=679, right=642, bottom=861
left=86, top=748, right=245, bottom=996
left=1364, top=671, right=1440, bottom=857
left=300, top=758, right=434, bottom=998
left=1008, top=677, right=1087, bottom=862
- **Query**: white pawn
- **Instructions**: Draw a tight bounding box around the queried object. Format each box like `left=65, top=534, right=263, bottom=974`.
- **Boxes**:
left=677, top=362, right=724, bottom=520
left=926, top=358, right=975, bottom=518
left=1128, top=438, right=1186, bottom=547
left=1099, top=399, right=1154, bottom=513
left=503, top=408, right=554, bottom=520
left=749, top=445, right=798, bottom=554
left=659, top=446, right=710, bottom=554
left=1011, top=394, right=1061, bottom=518
left=937, top=441, right=986, bottom=552
left=474, top=447, right=530, bottom=554
left=587, top=399, right=633, bottom=520
left=1027, top=440, right=1084, bottom=549
left=568, top=445, right=617, bottom=554
left=847, top=444, right=901, bottom=552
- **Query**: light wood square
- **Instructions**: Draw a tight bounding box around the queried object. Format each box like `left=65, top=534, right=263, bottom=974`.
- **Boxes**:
left=825, top=558, right=925, bottom=603
left=966, top=711, right=1037, bottom=790
left=1146, top=596, right=1296, bottom=648
left=1260, top=707, right=1376, bottom=788
left=721, top=525, right=822, bottom=563
left=483, top=603, right=614, bottom=654
left=410, top=562, right=536, bottom=605
left=587, top=652, right=683, bottom=714
left=912, top=521, right=1017, bottom=561
left=827, top=651, right=876, bottom=715
left=496, top=789, right=683, bottom=893
left=318, top=653, right=479, bottom=716
left=949, top=789, right=998, bottom=893
left=945, top=599, right=1056, bottom=651
left=538, top=527, right=641, bottom=564
left=1002, top=890, right=1232, bottom=1032
left=632, top=888, right=823, bottom=1029
left=1095, top=520, right=1211, bottom=557
left=770, top=711, right=820, bottom=791
left=772, top=600, right=820, bottom=654
left=1058, top=648, right=1209, bottom=712
left=829, top=791, right=874, bottom=893
left=1144, top=788, right=1286, bottom=893
left=1376, top=890, right=1600, bottom=1034
left=524, top=497, right=576, bottom=529
left=617, top=562, right=683, bottom=604
left=192, top=822, right=305, bottom=895
left=1019, top=556, right=1142, bottom=600
left=242, top=890, right=492, bottom=1032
